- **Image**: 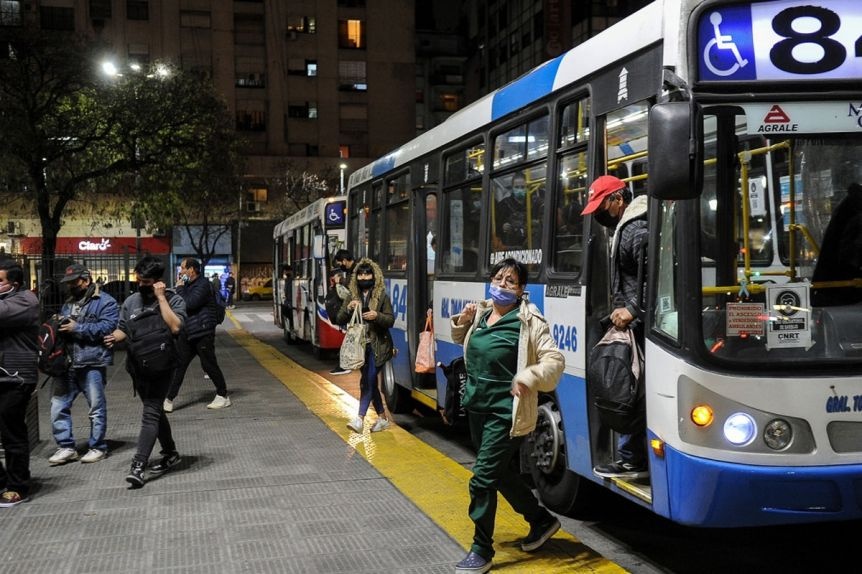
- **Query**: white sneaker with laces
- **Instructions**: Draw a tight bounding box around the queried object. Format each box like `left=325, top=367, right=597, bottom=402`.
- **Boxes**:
left=207, top=395, right=232, bottom=409
left=48, top=447, right=79, bottom=465
left=204, top=374, right=210, bottom=379
left=347, top=416, right=364, bottom=433
left=371, top=418, right=390, bottom=432
left=163, top=399, right=174, bottom=413
left=80, top=449, right=106, bottom=464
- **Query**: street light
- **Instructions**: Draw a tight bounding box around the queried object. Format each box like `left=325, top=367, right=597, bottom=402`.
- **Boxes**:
left=339, top=163, right=348, bottom=194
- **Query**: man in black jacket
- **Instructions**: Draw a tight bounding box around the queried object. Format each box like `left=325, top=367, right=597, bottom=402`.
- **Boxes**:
left=165, top=258, right=231, bottom=412
left=0, top=259, right=40, bottom=507
left=582, top=175, right=649, bottom=481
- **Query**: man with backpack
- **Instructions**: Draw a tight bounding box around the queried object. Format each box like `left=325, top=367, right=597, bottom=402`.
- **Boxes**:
left=104, top=256, right=186, bottom=488
left=47, top=264, right=119, bottom=466
left=164, top=257, right=230, bottom=412
left=324, top=250, right=355, bottom=376
left=581, top=175, right=649, bottom=480
left=0, top=259, right=40, bottom=507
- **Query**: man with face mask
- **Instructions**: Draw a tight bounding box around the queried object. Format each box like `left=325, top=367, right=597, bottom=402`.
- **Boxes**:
left=0, top=259, right=40, bottom=507
left=581, top=174, right=649, bottom=480
left=495, top=173, right=528, bottom=249
left=47, top=264, right=119, bottom=466
left=325, top=250, right=356, bottom=375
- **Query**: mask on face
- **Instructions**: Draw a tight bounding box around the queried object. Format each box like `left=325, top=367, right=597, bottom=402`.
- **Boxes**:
left=357, top=279, right=374, bottom=291
left=489, top=284, right=519, bottom=307
left=138, top=284, right=155, bottom=298
left=180, top=273, right=190, bottom=283
left=70, top=286, right=87, bottom=299
left=512, top=186, right=526, bottom=201
left=594, top=210, right=620, bottom=229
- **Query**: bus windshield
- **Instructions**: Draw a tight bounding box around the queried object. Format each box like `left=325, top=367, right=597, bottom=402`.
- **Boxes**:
left=699, top=112, right=862, bottom=365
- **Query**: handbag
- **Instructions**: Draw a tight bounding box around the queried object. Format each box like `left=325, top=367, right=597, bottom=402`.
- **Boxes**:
left=414, top=316, right=436, bottom=374
left=339, top=306, right=366, bottom=370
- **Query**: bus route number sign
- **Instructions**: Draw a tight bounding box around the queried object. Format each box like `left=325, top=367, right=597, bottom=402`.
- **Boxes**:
left=697, top=0, right=862, bottom=82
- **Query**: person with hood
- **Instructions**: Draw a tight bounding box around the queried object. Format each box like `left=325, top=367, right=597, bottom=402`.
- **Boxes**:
left=335, top=257, right=394, bottom=433
left=581, top=174, right=649, bottom=480
left=0, top=259, right=40, bottom=507
left=48, top=264, right=119, bottom=466
left=450, top=258, right=564, bottom=574
left=104, top=256, right=186, bottom=488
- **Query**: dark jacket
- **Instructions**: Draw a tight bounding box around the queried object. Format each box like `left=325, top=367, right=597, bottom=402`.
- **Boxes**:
left=812, top=183, right=862, bottom=306
left=611, top=195, right=649, bottom=323
left=60, top=286, right=119, bottom=368
left=176, top=275, right=217, bottom=341
left=0, top=288, right=40, bottom=385
left=335, top=258, right=394, bottom=368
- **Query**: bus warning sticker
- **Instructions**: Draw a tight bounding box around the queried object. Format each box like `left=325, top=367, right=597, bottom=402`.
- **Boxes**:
left=726, top=302, right=766, bottom=337
left=767, top=285, right=811, bottom=350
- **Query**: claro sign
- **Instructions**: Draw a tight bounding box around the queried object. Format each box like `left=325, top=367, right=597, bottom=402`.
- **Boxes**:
left=79, top=238, right=112, bottom=251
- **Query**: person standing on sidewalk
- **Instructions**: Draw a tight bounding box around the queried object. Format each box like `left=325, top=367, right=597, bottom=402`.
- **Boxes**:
left=225, top=272, right=236, bottom=309
left=450, top=258, right=565, bottom=573
left=336, top=258, right=394, bottom=433
left=0, top=260, right=40, bottom=507
left=47, top=264, right=119, bottom=466
left=104, top=256, right=185, bottom=488
left=164, top=257, right=230, bottom=412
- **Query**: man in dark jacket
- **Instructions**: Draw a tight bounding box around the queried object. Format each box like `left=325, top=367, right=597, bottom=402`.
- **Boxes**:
left=165, top=258, right=230, bottom=412
left=325, top=250, right=355, bottom=375
left=48, top=264, right=119, bottom=466
left=0, top=259, right=40, bottom=507
left=582, top=175, right=649, bottom=480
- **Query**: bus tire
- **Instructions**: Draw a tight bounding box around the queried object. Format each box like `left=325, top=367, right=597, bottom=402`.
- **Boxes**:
left=381, top=361, right=412, bottom=414
left=525, top=396, right=588, bottom=515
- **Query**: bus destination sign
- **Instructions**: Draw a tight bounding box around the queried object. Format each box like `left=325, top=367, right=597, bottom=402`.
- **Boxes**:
left=697, top=0, right=862, bottom=82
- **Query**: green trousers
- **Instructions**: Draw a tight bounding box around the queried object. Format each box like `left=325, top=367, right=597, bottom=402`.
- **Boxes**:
left=467, top=411, right=550, bottom=560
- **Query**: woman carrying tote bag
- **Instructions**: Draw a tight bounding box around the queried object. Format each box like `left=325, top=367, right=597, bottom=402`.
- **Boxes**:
left=335, top=258, right=395, bottom=434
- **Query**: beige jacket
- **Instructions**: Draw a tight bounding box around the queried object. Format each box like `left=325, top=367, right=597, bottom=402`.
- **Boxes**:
left=450, top=298, right=565, bottom=437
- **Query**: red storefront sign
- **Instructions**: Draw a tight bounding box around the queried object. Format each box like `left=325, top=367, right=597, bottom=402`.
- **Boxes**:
left=18, top=237, right=171, bottom=255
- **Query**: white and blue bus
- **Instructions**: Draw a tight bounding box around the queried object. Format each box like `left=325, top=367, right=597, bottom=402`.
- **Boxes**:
left=343, top=0, right=862, bottom=527
left=273, top=196, right=348, bottom=353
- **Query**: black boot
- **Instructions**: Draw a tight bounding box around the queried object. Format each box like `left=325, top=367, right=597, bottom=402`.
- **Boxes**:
left=125, top=460, right=145, bottom=488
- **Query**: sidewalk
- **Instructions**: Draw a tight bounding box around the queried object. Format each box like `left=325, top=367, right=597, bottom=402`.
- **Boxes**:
left=0, top=330, right=463, bottom=573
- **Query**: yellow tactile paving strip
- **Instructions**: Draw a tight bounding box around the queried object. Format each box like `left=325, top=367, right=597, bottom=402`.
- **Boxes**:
left=227, top=326, right=626, bottom=573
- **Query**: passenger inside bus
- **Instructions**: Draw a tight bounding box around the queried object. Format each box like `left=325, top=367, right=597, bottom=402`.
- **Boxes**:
left=494, top=172, right=528, bottom=249
left=812, top=182, right=862, bottom=307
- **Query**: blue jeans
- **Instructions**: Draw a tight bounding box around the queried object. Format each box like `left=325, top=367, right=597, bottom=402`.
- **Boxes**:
left=51, top=367, right=108, bottom=452
left=618, top=429, right=647, bottom=467
left=358, top=345, right=384, bottom=417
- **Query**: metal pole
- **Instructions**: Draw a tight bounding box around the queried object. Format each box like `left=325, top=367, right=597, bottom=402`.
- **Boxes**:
left=236, top=189, right=242, bottom=304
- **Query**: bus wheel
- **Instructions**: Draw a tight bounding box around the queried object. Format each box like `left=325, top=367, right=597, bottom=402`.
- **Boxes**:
left=382, top=361, right=412, bottom=414
left=525, top=397, right=586, bottom=515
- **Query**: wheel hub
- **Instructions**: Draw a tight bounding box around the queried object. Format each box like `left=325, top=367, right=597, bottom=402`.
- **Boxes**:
left=530, top=402, right=562, bottom=474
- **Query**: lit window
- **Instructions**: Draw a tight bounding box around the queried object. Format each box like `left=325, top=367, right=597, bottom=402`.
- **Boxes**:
left=338, top=19, right=365, bottom=49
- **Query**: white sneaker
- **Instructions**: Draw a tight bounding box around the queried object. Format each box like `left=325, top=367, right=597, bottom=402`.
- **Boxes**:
left=48, top=447, right=80, bottom=465
left=347, top=416, right=364, bottom=433
left=80, top=449, right=106, bottom=463
left=204, top=374, right=210, bottom=379
left=207, top=395, right=232, bottom=409
left=371, top=418, right=390, bottom=432
left=163, top=399, right=174, bottom=413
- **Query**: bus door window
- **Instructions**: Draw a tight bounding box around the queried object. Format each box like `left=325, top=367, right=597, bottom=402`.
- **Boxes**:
left=369, top=181, right=384, bottom=261
left=554, top=96, right=590, bottom=275
left=425, top=193, right=438, bottom=277
left=385, top=173, right=410, bottom=272
left=442, top=185, right=481, bottom=273
left=653, top=201, right=680, bottom=342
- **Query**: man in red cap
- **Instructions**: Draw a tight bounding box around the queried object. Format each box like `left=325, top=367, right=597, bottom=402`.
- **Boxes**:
left=582, top=174, right=649, bottom=480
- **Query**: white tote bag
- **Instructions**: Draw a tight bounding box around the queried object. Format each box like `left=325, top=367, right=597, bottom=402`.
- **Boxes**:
left=339, top=306, right=366, bottom=370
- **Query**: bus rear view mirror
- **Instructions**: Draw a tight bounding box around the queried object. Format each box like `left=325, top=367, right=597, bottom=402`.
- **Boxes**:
left=312, top=235, right=326, bottom=260
left=648, top=102, right=703, bottom=200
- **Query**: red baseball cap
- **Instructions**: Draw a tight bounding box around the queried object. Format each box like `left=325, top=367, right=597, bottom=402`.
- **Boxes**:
left=581, top=175, right=626, bottom=215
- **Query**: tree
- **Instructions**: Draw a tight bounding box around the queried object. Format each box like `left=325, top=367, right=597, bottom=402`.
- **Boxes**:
left=0, top=25, right=245, bottom=279
left=263, top=160, right=336, bottom=219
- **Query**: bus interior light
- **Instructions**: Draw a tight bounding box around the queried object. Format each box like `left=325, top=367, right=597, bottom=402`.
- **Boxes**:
left=691, top=404, right=714, bottom=427
left=723, top=413, right=756, bottom=446
left=763, top=419, right=792, bottom=450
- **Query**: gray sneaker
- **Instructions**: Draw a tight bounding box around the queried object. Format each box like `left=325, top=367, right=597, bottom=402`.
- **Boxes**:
left=80, top=449, right=107, bottom=464
left=48, top=447, right=80, bottom=466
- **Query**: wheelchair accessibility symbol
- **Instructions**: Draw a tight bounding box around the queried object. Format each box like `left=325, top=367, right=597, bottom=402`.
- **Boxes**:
left=703, top=12, right=749, bottom=77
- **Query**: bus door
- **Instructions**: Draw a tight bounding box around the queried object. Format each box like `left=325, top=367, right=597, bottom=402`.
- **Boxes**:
left=408, top=186, right=438, bottom=392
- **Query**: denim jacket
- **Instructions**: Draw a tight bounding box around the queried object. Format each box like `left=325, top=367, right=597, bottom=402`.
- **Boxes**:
left=61, top=288, right=119, bottom=368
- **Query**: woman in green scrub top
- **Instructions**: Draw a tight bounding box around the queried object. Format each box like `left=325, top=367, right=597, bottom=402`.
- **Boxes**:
left=450, top=258, right=565, bottom=574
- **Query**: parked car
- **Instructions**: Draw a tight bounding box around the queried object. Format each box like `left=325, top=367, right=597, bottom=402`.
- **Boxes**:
left=101, top=280, right=138, bottom=304
left=243, top=278, right=273, bottom=301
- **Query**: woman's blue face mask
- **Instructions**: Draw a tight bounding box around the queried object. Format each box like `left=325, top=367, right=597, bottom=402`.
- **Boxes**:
left=489, top=284, right=519, bottom=306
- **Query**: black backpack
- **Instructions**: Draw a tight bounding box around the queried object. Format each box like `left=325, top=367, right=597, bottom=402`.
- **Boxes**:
left=126, top=303, right=178, bottom=374
left=212, top=284, right=227, bottom=325
left=37, top=314, right=70, bottom=377
left=588, top=326, right=645, bottom=434
left=439, top=357, right=468, bottom=425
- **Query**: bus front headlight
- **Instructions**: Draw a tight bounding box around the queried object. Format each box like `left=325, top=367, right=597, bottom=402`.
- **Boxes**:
left=723, top=412, right=756, bottom=446
left=763, top=419, right=792, bottom=450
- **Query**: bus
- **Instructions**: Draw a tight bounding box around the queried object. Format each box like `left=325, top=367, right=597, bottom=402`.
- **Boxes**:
left=343, top=0, right=862, bottom=527
left=273, top=196, right=348, bottom=353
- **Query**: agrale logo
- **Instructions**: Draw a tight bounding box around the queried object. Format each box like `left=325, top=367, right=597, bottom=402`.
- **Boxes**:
left=758, top=105, right=798, bottom=133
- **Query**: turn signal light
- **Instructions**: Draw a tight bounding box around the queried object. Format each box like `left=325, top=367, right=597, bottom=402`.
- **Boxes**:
left=691, top=404, right=714, bottom=427
left=650, top=438, right=665, bottom=458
